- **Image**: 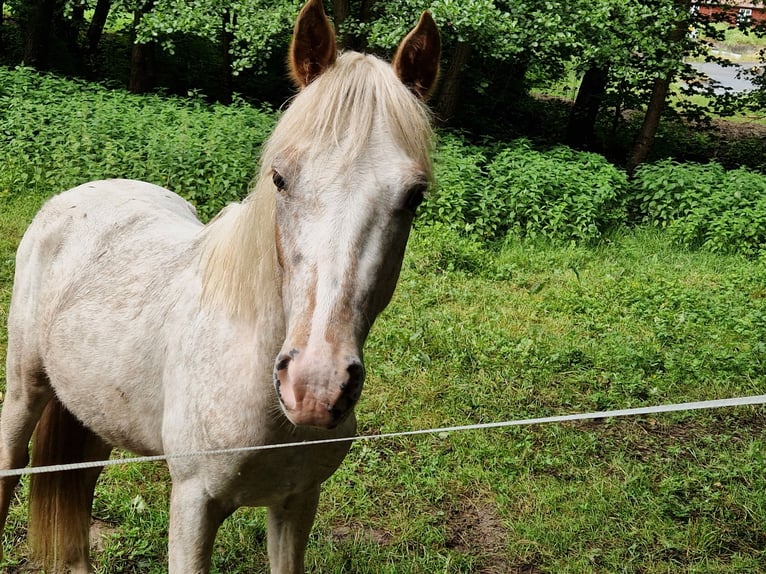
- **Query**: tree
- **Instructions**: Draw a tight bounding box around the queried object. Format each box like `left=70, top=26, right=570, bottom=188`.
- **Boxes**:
left=626, top=0, right=691, bottom=174
left=86, top=0, right=112, bottom=54
left=220, top=7, right=234, bottom=103
left=129, top=0, right=156, bottom=93
left=566, top=64, right=609, bottom=150
left=355, top=0, right=528, bottom=124
left=31, top=0, right=756, bottom=171
left=23, top=0, right=59, bottom=68
left=328, top=0, right=375, bottom=50
left=563, top=1, right=622, bottom=150
left=0, top=0, right=5, bottom=54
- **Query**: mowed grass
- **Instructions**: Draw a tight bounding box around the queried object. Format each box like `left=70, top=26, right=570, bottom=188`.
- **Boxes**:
left=1, top=191, right=764, bottom=572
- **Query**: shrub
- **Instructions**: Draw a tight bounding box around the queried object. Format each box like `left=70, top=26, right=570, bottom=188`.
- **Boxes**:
left=420, top=133, right=489, bottom=236
left=630, top=160, right=726, bottom=227
left=0, top=66, right=275, bottom=220
left=487, top=141, right=628, bottom=243
left=422, top=137, right=629, bottom=244
left=632, top=160, right=766, bottom=257
left=670, top=168, right=766, bottom=257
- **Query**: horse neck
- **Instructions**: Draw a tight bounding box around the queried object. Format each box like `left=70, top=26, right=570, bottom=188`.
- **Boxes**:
left=198, top=181, right=282, bottom=327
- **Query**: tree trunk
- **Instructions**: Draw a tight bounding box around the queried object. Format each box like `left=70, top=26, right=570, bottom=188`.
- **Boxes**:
left=357, top=0, right=374, bottom=51
left=87, top=0, right=111, bottom=54
left=0, top=0, right=4, bottom=54
left=129, top=40, right=154, bottom=94
left=566, top=64, right=609, bottom=150
left=626, top=0, right=691, bottom=174
left=220, top=9, right=234, bottom=104
left=625, top=77, right=671, bottom=174
left=330, top=0, right=374, bottom=52
left=61, top=0, right=85, bottom=55
left=332, top=0, right=350, bottom=48
left=129, top=3, right=155, bottom=94
left=436, top=40, right=472, bottom=126
left=23, top=0, right=57, bottom=69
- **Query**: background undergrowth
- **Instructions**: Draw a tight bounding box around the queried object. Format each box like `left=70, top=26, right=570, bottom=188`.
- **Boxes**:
left=0, top=67, right=765, bottom=573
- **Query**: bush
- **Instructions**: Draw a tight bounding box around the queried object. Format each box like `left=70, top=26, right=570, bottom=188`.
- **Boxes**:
left=671, top=168, right=766, bottom=257
left=488, top=142, right=628, bottom=243
left=0, top=66, right=275, bottom=220
left=420, top=133, right=489, bottom=236
left=422, top=136, right=629, bottom=244
left=630, top=160, right=726, bottom=227
left=633, top=160, right=766, bottom=257
left=3, top=66, right=765, bottom=257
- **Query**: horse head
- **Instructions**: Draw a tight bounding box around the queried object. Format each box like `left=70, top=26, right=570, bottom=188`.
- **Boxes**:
left=271, top=0, right=440, bottom=429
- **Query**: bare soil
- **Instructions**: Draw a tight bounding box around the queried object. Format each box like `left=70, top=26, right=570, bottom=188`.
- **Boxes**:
left=445, top=496, right=542, bottom=574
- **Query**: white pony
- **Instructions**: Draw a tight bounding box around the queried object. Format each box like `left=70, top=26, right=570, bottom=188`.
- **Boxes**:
left=0, top=1, right=440, bottom=571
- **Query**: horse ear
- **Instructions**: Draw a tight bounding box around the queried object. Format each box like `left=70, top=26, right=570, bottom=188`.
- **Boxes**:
left=289, top=0, right=338, bottom=88
left=392, top=11, right=441, bottom=100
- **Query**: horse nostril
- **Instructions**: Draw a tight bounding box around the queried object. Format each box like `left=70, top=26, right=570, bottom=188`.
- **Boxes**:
left=276, top=354, right=292, bottom=371
left=343, top=360, right=365, bottom=396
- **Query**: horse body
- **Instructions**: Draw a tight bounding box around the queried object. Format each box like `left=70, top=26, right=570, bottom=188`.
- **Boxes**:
left=0, top=1, right=440, bottom=572
left=19, top=181, right=200, bottom=456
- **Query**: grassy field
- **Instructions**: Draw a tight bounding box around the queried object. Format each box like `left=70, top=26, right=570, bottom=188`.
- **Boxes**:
left=707, top=23, right=766, bottom=60
left=1, top=64, right=765, bottom=573
left=1, top=191, right=765, bottom=573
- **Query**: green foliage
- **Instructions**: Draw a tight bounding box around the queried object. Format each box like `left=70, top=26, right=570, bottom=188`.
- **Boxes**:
left=630, top=160, right=726, bottom=227
left=426, top=133, right=766, bottom=257
left=360, top=0, right=518, bottom=60
left=0, top=66, right=274, bottom=220
left=408, top=222, right=491, bottom=276
left=135, top=0, right=302, bottom=75
left=420, top=133, right=488, bottom=236
left=3, top=65, right=765, bottom=258
left=488, top=141, right=628, bottom=243
left=8, top=0, right=763, bottom=143
left=633, top=160, right=766, bottom=256
left=423, top=136, right=627, bottom=244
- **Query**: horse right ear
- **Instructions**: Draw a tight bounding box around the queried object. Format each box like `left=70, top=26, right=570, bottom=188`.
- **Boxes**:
left=289, top=0, right=338, bottom=88
left=392, top=11, right=441, bottom=100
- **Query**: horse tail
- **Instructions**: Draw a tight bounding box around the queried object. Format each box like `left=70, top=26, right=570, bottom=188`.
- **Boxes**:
left=28, top=397, right=107, bottom=571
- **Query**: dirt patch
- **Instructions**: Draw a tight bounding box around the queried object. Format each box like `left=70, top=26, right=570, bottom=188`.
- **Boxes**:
left=331, top=523, right=393, bottom=546
left=331, top=498, right=540, bottom=573
left=575, top=407, right=766, bottom=465
left=445, top=497, right=541, bottom=574
left=90, top=517, right=119, bottom=553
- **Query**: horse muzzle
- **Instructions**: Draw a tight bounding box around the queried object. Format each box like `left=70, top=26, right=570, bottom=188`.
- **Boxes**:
left=273, top=348, right=365, bottom=429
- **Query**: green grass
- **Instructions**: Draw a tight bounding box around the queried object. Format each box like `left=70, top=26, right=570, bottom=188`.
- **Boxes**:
left=706, top=23, right=766, bottom=60
left=0, top=65, right=764, bottom=573
left=1, top=194, right=764, bottom=572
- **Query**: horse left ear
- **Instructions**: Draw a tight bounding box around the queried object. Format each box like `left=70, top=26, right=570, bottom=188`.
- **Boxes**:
left=392, top=11, right=441, bottom=100
left=289, top=0, right=338, bottom=88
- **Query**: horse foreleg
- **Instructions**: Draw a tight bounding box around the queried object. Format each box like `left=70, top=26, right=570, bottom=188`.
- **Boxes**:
left=267, top=487, right=320, bottom=574
left=167, top=479, right=232, bottom=574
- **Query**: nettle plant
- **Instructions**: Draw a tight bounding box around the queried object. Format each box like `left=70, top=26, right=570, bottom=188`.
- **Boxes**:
left=630, top=160, right=725, bottom=228
left=423, top=137, right=629, bottom=244
left=422, top=133, right=489, bottom=237
left=632, top=160, right=766, bottom=257
left=487, top=142, right=628, bottom=243
left=0, top=67, right=273, bottom=220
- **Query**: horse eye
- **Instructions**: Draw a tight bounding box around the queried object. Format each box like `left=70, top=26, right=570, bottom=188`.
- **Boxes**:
left=405, top=183, right=427, bottom=212
left=272, top=170, right=287, bottom=192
